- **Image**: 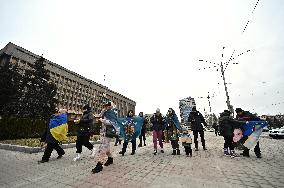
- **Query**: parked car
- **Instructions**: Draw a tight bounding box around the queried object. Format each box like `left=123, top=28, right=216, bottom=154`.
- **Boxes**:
left=205, top=128, right=214, bottom=132
left=262, top=127, right=270, bottom=132
left=269, top=126, right=284, bottom=138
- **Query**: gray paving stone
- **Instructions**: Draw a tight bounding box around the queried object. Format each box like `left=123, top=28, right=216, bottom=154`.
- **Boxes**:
left=0, top=132, right=283, bottom=188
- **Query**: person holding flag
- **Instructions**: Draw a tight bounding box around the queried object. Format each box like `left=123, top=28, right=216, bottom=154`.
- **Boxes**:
left=38, top=108, right=68, bottom=163
left=165, top=108, right=182, bottom=155
left=118, top=110, right=143, bottom=156
left=234, top=108, right=267, bottom=158
left=92, top=101, right=118, bottom=173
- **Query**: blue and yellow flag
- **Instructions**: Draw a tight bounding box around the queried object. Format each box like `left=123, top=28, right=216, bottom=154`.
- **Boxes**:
left=233, top=121, right=268, bottom=149
left=49, top=113, right=68, bottom=141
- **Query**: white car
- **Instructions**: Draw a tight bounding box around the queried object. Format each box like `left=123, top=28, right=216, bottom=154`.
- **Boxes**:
left=269, top=126, right=284, bottom=138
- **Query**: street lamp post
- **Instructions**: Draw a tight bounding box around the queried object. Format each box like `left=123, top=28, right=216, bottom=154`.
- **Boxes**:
left=198, top=47, right=250, bottom=114
left=207, top=92, right=212, bottom=113
left=220, top=61, right=231, bottom=112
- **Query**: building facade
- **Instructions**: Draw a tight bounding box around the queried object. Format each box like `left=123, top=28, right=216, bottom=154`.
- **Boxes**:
left=0, top=42, right=136, bottom=117
left=179, top=96, right=196, bottom=126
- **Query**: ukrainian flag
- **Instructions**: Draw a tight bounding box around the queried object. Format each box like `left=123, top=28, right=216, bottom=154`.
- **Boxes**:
left=49, top=113, right=68, bottom=141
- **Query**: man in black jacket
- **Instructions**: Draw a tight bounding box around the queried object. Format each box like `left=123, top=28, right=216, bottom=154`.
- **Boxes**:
left=73, top=104, right=95, bottom=161
left=188, top=106, right=207, bottom=151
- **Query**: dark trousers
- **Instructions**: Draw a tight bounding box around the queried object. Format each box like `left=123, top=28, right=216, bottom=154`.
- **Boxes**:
left=243, top=141, right=261, bottom=156
left=42, top=143, right=65, bottom=161
left=139, top=132, right=146, bottom=145
left=115, top=136, right=122, bottom=145
left=224, top=136, right=234, bottom=151
left=122, top=139, right=136, bottom=153
left=193, top=130, right=205, bottom=149
left=76, top=135, right=93, bottom=153
left=184, top=146, right=192, bottom=156
left=214, top=129, right=218, bottom=136
left=171, top=140, right=179, bottom=150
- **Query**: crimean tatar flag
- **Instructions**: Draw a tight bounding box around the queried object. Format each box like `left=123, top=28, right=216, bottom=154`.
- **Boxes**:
left=49, top=113, right=68, bottom=141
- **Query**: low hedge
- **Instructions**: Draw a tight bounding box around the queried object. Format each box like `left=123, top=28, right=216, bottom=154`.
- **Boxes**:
left=0, top=117, right=101, bottom=140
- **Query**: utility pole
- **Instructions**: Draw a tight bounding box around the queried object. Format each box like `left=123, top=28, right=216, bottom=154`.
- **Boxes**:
left=207, top=92, right=212, bottom=113
left=221, top=47, right=231, bottom=112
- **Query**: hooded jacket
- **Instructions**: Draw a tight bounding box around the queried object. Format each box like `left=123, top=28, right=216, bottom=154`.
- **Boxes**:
left=150, top=113, right=165, bottom=131
left=188, top=111, right=207, bottom=131
left=219, top=111, right=242, bottom=137
left=77, top=109, right=94, bottom=136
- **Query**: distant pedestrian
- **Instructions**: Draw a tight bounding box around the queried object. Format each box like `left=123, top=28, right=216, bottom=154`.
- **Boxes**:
left=212, top=122, right=219, bottom=136
left=38, top=108, right=67, bottom=163
left=150, top=108, right=165, bottom=155
left=188, top=106, right=207, bottom=151
left=138, top=112, right=147, bottom=147
left=73, top=104, right=95, bottom=161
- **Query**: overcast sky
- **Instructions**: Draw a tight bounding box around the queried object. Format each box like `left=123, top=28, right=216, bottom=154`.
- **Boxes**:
left=1, top=0, right=283, bottom=116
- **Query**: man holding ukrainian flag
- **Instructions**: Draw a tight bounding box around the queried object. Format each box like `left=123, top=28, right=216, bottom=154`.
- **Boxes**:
left=38, top=108, right=68, bottom=163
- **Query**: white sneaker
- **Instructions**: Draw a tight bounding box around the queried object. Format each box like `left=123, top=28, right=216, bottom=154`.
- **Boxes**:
left=73, top=154, right=81, bottom=161
left=90, top=149, right=96, bottom=158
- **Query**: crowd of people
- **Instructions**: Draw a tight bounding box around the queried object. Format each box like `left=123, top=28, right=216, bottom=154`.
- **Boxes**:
left=38, top=101, right=266, bottom=174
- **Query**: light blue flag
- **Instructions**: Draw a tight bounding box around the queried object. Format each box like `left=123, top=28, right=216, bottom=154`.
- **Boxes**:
left=117, top=116, right=144, bottom=141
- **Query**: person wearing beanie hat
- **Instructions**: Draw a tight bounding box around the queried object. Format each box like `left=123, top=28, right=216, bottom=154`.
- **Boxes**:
left=188, top=106, right=208, bottom=151
left=150, top=108, right=165, bottom=155
left=73, top=104, right=95, bottom=162
left=235, top=108, right=243, bottom=114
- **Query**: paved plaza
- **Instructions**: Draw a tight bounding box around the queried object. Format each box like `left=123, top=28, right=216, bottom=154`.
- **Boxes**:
left=0, top=132, right=283, bottom=188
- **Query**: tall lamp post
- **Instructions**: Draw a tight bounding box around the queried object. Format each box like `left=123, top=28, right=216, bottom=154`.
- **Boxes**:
left=207, top=91, right=212, bottom=113
left=198, top=47, right=250, bottom=114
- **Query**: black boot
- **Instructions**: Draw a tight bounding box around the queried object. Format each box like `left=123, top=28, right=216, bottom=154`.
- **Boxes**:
left=177, top=149, right=180, bottom=155
left=241, top=149, right=250, bottom=157
left=38, top=159, right=48, bottom=164
left=119, top=143, right=127, bottom=156
left=172, top=149, right=176, bottom=155
left=138, top=143, right=142, bottom=147
left=131, top=150, right=135, bottom=155
left=92, top=162, right=103, bottom=173
left=104, top=157, right=113, bottom=166
left=153, top=150, right=157, bottom=155
left=119, top=151, right=125, bottom=156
